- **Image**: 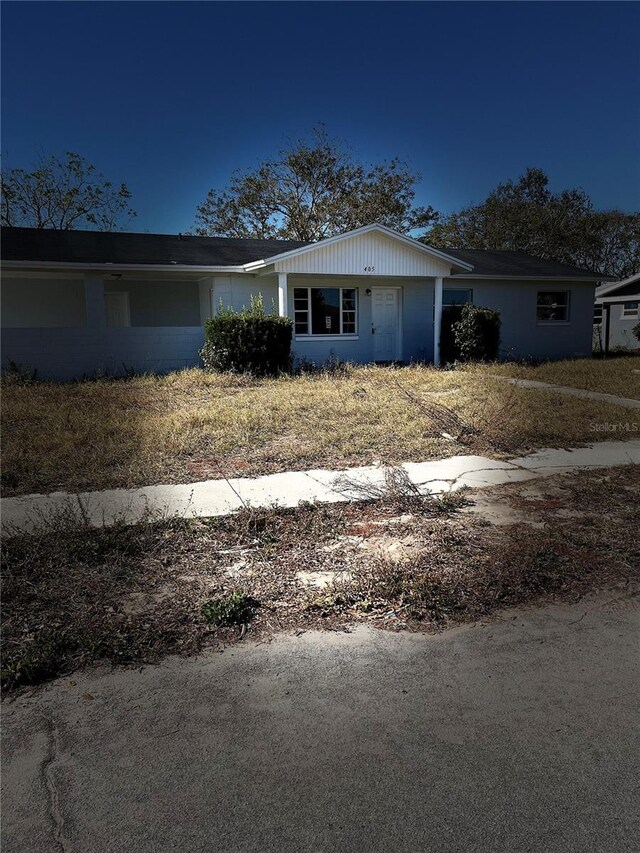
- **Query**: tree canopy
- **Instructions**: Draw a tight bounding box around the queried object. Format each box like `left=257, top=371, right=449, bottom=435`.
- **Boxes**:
left=425, top=168, right=639, bottom=279
left=193, top=126, right=436, bottom=241
left=1, top=152, right=136, bottom=231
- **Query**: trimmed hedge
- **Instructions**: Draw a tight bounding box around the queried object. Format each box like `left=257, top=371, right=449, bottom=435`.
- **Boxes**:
left=200, top=295, right=293, bottom=376
left=441, top=303, right=501, bottom=363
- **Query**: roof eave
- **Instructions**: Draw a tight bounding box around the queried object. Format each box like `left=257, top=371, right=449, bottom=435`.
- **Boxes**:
left=595, top=273, right=640, bottom=296
left=1, top=260, right=248, bottom=274
left=450, top=273, right=612, bottom=281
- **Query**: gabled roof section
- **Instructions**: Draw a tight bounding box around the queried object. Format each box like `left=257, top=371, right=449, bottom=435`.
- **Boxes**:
left=243, top=224, right=474, bottom=273
left=595, top=271, right=640, bottom=297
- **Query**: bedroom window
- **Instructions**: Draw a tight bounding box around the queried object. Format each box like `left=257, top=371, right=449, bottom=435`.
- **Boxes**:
left=293, top=287, right=357, bottom=336
left=443, top=288, right=473, bottom=307
left=622, top=301, right=639, bottom=319
left=537, top=291, right=570, bottom=323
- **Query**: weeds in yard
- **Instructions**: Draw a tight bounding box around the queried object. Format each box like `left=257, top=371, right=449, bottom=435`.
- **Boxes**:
left=2, top=466, right=637, bottom=691
left=201, top=592, right=255, bottom=627
left=333, top=464, right=470, bottom=514
left=3, top=363, right=638, bottom=496
left=1, top=361, right=38, bottom=385
left=479, top=355, right=640, bottom=400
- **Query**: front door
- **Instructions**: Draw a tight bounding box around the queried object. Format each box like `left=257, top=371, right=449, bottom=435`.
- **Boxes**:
left=372, top=288, right=400, bottom=361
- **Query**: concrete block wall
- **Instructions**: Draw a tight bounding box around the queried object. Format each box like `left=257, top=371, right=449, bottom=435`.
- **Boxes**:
left=1, top=327, right=205, bottom=380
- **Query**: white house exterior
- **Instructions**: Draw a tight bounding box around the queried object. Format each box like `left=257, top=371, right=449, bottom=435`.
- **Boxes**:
left=594, top=272, right=640, bottom=352
left=1, top=224, right=607, bottom=379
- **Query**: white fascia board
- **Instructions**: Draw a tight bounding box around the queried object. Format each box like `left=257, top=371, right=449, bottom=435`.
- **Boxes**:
left=449, top=274, right=607, bottom=282
left=1, top=260, right=247, bottom=275
left=596, top=294, right=640, bottom=305
left=242, top=223, right=474, bottom=273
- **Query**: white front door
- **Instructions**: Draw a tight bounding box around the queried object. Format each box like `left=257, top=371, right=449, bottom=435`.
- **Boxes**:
left=372, top=288, right=400, bottom=361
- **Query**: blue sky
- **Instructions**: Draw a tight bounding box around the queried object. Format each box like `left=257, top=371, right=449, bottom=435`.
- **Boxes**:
left=2, top=1, right=639, bottom=234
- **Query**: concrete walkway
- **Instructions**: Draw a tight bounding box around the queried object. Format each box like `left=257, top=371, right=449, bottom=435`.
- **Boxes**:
left=2, top=440, right=639, bottom=533
left=496, top=376, right=640, bottom=409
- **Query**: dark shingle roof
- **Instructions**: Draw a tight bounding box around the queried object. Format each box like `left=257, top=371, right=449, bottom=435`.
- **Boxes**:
left=0, top=227, right=307, bottom=267
left=0, top=227, right=606, bottom=278
left=445, top=248, right=604, bottom=279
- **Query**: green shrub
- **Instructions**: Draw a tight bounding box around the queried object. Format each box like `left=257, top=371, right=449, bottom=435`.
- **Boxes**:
left=633, top=320, right=640, bottom=344
left=201, top=591, right=254, bottom=626
left=444, top=303, right=501, bottom=363
left=200, top=295, right=292, bottom=376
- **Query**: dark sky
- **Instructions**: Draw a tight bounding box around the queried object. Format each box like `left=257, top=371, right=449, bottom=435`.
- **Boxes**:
left=2, top=1, right=639, bottom=234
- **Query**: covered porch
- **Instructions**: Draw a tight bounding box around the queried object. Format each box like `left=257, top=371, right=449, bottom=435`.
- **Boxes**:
left=266, top=272, right=442, bottom=365
left=244, top=225, right=474, bottom=366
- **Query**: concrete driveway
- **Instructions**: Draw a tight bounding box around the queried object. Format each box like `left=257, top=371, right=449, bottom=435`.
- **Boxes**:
left=2, top=592, right=639, bottom=853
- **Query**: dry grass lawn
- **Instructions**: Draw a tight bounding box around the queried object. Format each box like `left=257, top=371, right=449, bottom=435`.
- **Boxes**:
left=483, top=355, right=640, bottom=399
left=2, top=363, right=638, bottom=496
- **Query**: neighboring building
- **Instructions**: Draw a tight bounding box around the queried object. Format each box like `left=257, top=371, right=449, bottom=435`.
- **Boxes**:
left=594, top=272, right=640, bottom=353
left=1, top=224, right=608, bottom=380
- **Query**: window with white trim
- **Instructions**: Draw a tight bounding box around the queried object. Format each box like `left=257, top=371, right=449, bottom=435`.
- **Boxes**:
left=593, top=305, right=603, bottom=326
left=537, top=291, right=570, bottom=323
left=622, top=301, right=639, bottom=319
left=443, top=288, right=473, bottom=307
left=293, top=287, right=357, bottom=336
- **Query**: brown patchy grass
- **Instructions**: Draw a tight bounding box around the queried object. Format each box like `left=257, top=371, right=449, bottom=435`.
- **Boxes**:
left=2, top=465, right=638, bottom=691
left=482, top=355, right=640, bottom=399
left=2, top=364, right=637, bottom=496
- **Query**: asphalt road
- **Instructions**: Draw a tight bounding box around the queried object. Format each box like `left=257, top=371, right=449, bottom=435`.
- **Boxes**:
left=2, top=592, right=639, bottom=853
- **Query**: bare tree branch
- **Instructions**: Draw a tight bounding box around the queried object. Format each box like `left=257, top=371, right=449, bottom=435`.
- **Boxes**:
left=1, top=152, right=136, bottom=231
left=193, top=126, right=437, bottom=241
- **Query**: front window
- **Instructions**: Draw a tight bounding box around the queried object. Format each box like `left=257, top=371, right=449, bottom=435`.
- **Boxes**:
left=294, top=287, right=357, bottom=336
left=622, top=301, right=639, bottom=319
left=537, top=291, right=569, bottom=323
left=443, top=288, right=473, bottom=307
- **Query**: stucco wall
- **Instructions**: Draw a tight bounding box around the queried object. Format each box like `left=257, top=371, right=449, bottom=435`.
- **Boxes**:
left=212, top=274, right=277, bottom=315
left=1, top=277, right=86, bottom=327
left=605, top=303, right=640, bottom=350
left=457, top=279, right=596, bottom=360
left=402, top=280, right=433, bottom=363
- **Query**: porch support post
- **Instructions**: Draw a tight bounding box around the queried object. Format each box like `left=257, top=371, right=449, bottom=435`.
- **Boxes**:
left=433, top=275, right=443, bottom=367
left=277, top=272, right=288, bottom=318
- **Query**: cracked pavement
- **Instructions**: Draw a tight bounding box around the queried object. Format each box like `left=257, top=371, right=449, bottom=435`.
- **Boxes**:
left=2, top=592, right=639, bottom=853
left=2, top=439, right=640, bottom=532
